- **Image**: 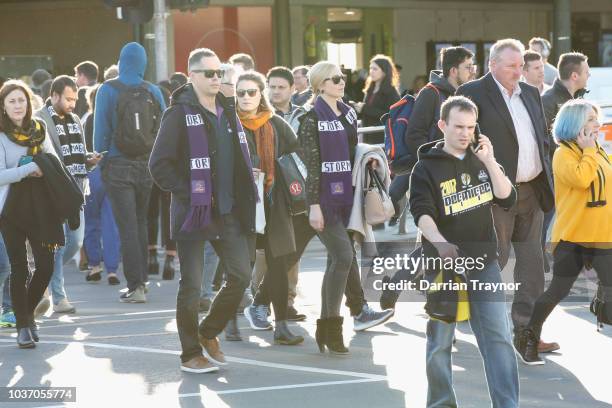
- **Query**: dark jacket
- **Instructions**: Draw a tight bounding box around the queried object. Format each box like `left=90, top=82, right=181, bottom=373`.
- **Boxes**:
left=542, top=79, right=588, bottom=132
left=405, top=70, right=456, bottom=168
left=244, top=114, right=298, bottom=258
left=542, top=79, right=587, bottom=163
left=2, top=153, right=83, bottom=246
left=456, top=73, right=554, bottom=212
left=148, top=84, right=257, bottom=242
left=297, top=109, right=358, bottom=206
left=361, top=86, right=400, bottom=127
left=409, top=141, right=516, bottom=264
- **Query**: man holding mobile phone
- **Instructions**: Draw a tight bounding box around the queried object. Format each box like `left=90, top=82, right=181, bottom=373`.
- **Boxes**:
left=34, top=75, right=102, bottom=315
left=409, top=96, right=518, bottom=408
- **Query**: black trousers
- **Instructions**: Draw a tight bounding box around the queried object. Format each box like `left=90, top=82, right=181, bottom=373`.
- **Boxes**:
left=528, top=242, right=612, bottom=338
left=2, top=222, right=55, bottom=329
left=147, top=183, right=175, bottom=251
left=176, top=214, right=252, bottom=363
left=254, top=215, right=366, bottom=318
left=103, top=158, right=152, bottom=291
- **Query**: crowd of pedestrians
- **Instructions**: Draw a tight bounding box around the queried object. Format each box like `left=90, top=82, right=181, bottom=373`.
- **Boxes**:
left=0, top=33, right=610, bottom=408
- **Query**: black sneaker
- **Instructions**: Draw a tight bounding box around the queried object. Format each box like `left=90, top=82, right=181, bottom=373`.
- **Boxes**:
left=287, top=306, right=306, bottom=321
left=515, top=328, right=544, bottom=365
left=379, top=276, right=399, bottom=310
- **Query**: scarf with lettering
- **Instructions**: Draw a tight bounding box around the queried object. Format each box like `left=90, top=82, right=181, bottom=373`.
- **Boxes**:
left=45, top=99, right=87, bottom=178
left=313, top=96, right=357, bottom=226
left=181, top=103, right=257, bottom=232
left=5, top=119, right=46, bottom=155
left=238, top=108, right=275, bottom=194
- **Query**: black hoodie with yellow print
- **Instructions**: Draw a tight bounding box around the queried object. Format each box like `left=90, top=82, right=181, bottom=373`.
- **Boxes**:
left=409, top=141, right=516, bottom=264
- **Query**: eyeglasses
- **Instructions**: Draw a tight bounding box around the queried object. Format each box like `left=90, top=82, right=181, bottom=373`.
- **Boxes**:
left=191, top=69, right=225, bottom=79
left=324, top=74, right=347, bottom=85
left=236, top=89, right=259, bottom=98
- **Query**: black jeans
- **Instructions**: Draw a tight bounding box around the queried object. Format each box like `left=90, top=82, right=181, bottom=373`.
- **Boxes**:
left=528, top=242, right=612, bottom=338
left=102, top=157, right=152, bottom=291
left=148, top=183, right=175, bottom=251
left=1, top=222, right=55, bottom=328
left=257, top=215, right=366, bottom=318
left=253, top=234, right=290, bottom=321
left=176, top=214, right=252, bottom=363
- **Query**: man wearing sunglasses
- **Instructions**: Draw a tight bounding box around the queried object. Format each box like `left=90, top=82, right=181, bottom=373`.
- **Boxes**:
left=149, top=48, right=258, bottom=374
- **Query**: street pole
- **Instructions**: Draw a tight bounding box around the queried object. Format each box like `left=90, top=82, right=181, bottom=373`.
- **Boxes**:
left=153, top=0, right=168, bottom=82
left=553, top=0, right=571, bottom=61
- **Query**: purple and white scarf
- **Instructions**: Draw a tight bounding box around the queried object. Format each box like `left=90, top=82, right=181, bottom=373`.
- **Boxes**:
left=181, top=103, right=257, bottom=232
left=313, top=96, right=357, bottom=226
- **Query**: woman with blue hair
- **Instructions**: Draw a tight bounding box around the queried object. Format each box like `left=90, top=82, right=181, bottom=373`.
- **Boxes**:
left=516, top=99, right=612, bottom=365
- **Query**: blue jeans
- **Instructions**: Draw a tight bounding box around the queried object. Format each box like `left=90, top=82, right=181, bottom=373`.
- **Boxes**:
left=200, top=241, right=218, bottom=300
left=426, top=261, right=519, bottom=408
left=50, top=210, right=84, bottom=304
left=0, top=233, right=12, bottom=313
left=83, top=167, right=121, bottom=273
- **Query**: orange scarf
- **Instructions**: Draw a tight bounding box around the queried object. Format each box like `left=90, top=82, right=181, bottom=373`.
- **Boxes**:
left=239, top=109, right=275, bottom=193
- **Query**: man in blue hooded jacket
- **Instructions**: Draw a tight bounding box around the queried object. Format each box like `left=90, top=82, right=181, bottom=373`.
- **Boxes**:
left=93, top=42, right=166, bottom=303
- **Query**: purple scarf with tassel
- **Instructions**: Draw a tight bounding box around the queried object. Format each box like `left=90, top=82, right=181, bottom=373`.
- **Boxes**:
left=313, top=96, right=357, bottom=226
left=181, top=103, right=257, bottom=232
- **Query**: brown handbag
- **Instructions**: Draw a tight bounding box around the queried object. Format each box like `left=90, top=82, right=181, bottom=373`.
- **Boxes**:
left=364, top=166, right=395, bottom=225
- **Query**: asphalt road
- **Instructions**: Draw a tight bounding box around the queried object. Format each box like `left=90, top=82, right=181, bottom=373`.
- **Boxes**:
left=0, top=224, right=611, bottom=408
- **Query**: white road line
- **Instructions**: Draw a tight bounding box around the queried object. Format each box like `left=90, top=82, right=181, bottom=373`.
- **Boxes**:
left=179, top=378, right=385, bottom=397
left=40, top=308, right=177, bottom=323
left=0, top=339, right=387, bottom=380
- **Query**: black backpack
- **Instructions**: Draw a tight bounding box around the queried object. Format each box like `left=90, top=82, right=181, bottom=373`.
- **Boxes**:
left=590, top=281, right=612, bottom=331
left=108, top=79, right=162, bottom=157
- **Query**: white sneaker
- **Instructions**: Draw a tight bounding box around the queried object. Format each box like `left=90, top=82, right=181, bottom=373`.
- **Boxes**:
left=53, top=298, right=76, bottom=314
left=34, top=296, right=51, bottom=318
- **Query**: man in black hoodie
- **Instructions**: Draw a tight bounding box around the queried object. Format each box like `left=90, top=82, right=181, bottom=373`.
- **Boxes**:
left=389, top=46, right=474, bottom=224
left=149, top=48, right=257, bottom=374
left=409, top=96, right=519, bottom=407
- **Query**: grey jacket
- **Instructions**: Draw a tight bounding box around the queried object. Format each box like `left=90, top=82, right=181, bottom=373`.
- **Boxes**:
left=282, top=103, right=311, bottom=135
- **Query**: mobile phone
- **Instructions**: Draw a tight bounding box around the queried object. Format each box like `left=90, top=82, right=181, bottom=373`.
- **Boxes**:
left=18, top=155, right=33, bottom=167
left=472, top=123, right=481, bottom=152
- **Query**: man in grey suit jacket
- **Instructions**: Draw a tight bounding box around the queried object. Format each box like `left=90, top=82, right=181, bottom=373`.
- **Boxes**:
left=456, top=39, right=560, bottom=357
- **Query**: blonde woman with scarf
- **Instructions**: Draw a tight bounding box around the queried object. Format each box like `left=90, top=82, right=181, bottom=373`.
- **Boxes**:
left=236, top=71, right=304, bottom=346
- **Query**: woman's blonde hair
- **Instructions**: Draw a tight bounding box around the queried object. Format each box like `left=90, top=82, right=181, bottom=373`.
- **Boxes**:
left=308, top=61, right=340, bottom=97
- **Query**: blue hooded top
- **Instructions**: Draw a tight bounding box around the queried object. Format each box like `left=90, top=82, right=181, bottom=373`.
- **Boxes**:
left=93, top=42, right=166, bottom=157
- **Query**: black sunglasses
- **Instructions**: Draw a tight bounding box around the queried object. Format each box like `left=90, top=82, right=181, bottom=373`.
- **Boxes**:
left=325, top=74, right=347, bottom=85
left=236, top=89, right=259, bottom=98
left=192, top=69, right=225, bottom=79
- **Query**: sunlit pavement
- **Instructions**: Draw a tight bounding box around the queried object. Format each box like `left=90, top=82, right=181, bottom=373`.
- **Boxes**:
left=1, top=224, right=611, bottom=408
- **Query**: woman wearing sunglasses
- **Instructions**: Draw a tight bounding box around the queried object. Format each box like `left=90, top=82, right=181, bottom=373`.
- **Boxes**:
left=354, top=54, right=400, bottom=140
left=298, top=61, right=365, bottom=354
left=235, top=71, right=304, bottom=346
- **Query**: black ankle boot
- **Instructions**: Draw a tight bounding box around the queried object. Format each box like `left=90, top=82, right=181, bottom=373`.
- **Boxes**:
left=325, top=316, right=349, bottom=355
left=274, top=320, right=304, bottom=345
left=148, top=249, right=159, bottom=275
left=162, top=255, right=175, bottom=280
left=30, top=323, right=39, bottom=342
left=315, top=318, right=327, bottom=353
left=17, top=328, right=35, bottom=349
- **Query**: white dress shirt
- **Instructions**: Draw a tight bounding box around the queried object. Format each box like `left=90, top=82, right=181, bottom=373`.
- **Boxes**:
left=493, top=76, right=543, bottom=183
